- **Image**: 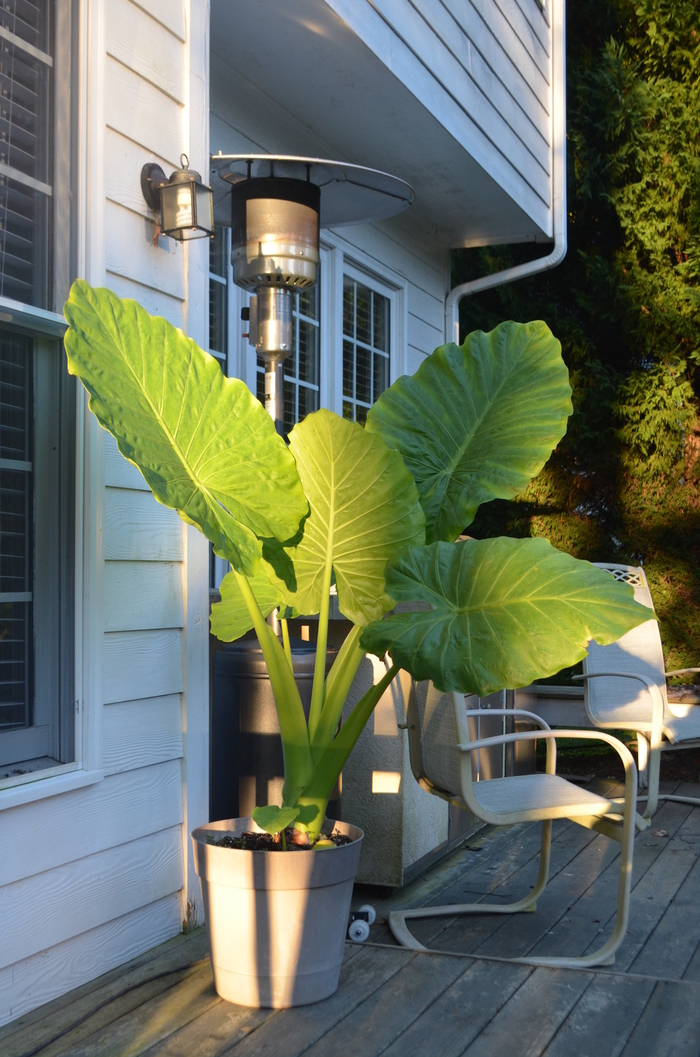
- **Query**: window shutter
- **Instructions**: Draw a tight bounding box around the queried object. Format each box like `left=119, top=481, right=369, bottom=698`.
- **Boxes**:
left=0, top=0, right=52, bottom=307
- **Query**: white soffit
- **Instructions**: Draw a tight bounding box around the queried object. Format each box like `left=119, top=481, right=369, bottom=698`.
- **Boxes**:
left=209, top=0, right=553, bottom=249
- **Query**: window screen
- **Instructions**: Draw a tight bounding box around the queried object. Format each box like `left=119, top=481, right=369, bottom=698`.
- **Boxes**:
left=0, top=0, right=52, bottom=308
left=342, top=276, right=390, bottom=424
left=256, top=284, right=320, bottom=437
left=0, top=331, right=32, bottom=731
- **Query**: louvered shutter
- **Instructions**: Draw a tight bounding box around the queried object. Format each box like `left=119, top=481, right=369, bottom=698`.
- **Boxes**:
left=0, top=0, right=51, bottom=307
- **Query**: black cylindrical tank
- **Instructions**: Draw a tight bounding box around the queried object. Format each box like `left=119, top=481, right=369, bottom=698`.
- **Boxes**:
left=210, top=637, right=337, bottom=822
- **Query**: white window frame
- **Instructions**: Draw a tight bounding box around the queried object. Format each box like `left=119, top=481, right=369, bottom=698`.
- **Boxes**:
left=208, top=225, right=231, bottom=371
left=318, top=233, right=408, bottom=419
left=0, top=0, right=104, bottom=810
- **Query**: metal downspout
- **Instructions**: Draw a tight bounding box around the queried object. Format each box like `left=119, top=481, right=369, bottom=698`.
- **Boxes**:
left=444, top=0, right=567, bottom=344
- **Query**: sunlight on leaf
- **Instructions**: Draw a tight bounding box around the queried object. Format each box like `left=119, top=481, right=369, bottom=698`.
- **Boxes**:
left=64, top=281, right=307, bottom=574
left=262, top=409, right=425, bottom=624
left=252, top=805, right=300, bottom=835
left=361, top=537, right=653, bottom=695
left=366, top=321, right=572, bottom=543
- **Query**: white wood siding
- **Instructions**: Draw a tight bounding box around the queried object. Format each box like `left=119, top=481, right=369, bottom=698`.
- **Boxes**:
left=323, top=0, right=553, bottom=228
left=0, top=0, right=208, bottom=1027
left=0, top=895, right=183, bottom=1025
left=99, top=0, right=190, bottom=981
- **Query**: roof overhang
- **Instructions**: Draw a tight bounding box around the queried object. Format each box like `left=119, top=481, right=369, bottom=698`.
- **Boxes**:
left=209, top=0, right=554, bottom=251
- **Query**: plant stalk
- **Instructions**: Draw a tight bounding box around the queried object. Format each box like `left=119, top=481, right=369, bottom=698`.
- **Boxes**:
left=310, top=623, right=365, bottom=754
left=297, top=662, right=400, bottom=841
left=308, top=502, right=335, bottom=737
left=280, top=616, right=293, bottom=670
left=232, top=569, right=314, bottom=804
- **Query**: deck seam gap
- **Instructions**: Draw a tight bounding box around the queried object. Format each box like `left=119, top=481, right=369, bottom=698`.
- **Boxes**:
left=350, top=941, right=700, bottom=986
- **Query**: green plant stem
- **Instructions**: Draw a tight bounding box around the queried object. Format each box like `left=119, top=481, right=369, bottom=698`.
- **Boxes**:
left=309, top=623, right=365, bottom=755
left=297, top=662, right=400, bottom=841
left=280, top=616, right=293, bottom=670
left=232, top=569, right=314, bottom=804
left=308, top=513, right=335, bottom=738
left=281, top=829, right=287, bottom=851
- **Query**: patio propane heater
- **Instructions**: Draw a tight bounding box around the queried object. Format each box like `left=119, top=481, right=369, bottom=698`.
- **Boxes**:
left=207, top=155, right=414, bottom=824
left=209, top=154, right=414, bottom=433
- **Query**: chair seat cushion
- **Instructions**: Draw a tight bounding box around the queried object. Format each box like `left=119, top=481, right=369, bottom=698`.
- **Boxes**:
left=663, top=708, right=700, bottom=744
left=473, top=773, right=618, bottom=822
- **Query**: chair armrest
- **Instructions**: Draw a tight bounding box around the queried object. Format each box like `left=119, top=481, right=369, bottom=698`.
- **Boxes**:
left=462, top=708, right=552, bottom=731
left=573, top=670, right=664, bottom=815
left=461, top=707, right=554, bottom=771
left=460, top=727, right=635, bottom=765
left=458, top=727, right=638, bottom=813
left=573, top=671, right=657, bottom=690
left=666, top=668, right=700, bottom=678
left=573, top=671, right=664, bottom=742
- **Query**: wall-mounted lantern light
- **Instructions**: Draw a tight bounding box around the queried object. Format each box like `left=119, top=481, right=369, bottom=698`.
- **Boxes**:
left=210, top=154, right=414, bottom=434
left=141, top=154, right=215, bottom=242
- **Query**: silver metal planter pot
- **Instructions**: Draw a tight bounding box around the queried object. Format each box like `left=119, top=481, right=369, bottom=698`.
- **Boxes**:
left=191, top=817, right=364, bottom=1008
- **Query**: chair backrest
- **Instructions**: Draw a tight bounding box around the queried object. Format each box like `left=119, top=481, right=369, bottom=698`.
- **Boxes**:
left=407, top=682, right=507, bottom=801
left=583, top=563, right=667, bottom=726
left=408, top=680, right=464, bottom=800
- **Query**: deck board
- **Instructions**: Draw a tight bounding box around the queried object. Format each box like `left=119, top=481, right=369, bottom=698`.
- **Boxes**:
left=619, top=979, right=700, bottom=1057
left=540, top=972, right=654, bottom=1057
left=9, top=781, right=700, bottom=1057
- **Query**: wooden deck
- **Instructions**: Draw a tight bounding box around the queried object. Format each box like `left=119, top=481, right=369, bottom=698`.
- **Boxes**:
left=5, top=779, right=700, bottom=1057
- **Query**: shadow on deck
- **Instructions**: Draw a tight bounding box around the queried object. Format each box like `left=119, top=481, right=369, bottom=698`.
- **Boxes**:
left=4, top=779, right=700, bottom=1057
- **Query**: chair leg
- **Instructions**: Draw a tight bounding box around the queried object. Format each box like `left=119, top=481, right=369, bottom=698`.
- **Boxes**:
left=637, top=734, right=649, bottom=789
left=388, top=821, right=552, bottom=952
left=390, top=813, right=636, bottom=970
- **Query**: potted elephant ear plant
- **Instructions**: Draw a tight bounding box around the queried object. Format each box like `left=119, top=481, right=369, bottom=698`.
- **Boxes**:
left=63, top=281, right=651, bottom=1010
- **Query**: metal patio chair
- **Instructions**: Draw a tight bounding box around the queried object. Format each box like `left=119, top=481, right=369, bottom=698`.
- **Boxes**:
left=574, top=562, right=700, bottom=819
left=390, top=681, right=647, bottom=968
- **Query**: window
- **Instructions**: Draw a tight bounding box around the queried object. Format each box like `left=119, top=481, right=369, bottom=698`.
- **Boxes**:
left=256, top=284, right=320, bottom=437
left=208, top=225, right=228, bottom=366
left=0, top=0, right=53, bottom=306
left=342, top=275, right=390, bottom=424
left=0, top=328, right=75, bottom=779
left=0, top=0, right=77, bottom=784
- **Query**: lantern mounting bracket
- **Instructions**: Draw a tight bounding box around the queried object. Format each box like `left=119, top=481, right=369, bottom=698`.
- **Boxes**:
left=140, top=163, right=168, bottom=212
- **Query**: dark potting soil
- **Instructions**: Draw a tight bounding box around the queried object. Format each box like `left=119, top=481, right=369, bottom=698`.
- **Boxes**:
left=207, top=829, right=354, bottom=852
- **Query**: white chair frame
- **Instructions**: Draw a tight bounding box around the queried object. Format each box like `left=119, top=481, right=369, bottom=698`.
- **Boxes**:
left=390, top=689, right=647, bottom=968
left=575, top=562, right=700, bottom=819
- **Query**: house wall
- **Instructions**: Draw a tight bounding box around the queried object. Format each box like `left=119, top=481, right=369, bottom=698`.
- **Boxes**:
left=323, top=0, right=553, bottom=237
left=0, top=0, right=210, bottom=1025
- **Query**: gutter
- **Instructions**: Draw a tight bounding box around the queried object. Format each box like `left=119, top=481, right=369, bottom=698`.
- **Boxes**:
left=444, top=0, right=567, bottom=344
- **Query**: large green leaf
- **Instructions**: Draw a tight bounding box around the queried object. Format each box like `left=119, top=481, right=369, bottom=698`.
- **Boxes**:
left=210, top=566, right=283, bottom=641
left=365, top=321, right=573, bottom=544
left=360, top=537, right=653, bottom=696
left=64, top=281, right=307, bottom=574
left=262, top=409, right=425, bottom=625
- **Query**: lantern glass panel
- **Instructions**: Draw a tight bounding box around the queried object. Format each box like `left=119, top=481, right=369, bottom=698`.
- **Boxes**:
left=174, top=183, right=194, bottom=229
left=161, top=182, right=192, bottom=234
left=196, top=183, right=214, bottom=234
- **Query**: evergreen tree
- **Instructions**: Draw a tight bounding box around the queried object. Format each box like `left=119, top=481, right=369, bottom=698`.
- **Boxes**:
left=454, top=0, right=700, bottom=673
